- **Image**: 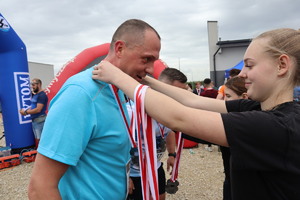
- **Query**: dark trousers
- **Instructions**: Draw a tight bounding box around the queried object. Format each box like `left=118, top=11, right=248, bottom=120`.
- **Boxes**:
left=220, top=146, right=231, bottom=200
left=127, top=163, right=166, bottom=200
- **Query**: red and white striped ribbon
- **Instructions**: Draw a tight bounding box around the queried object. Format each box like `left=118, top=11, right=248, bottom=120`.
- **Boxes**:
left=157, top=123, right=165, bottom=138
left=170, top=132, right=184, bottom=182
left=134, top=84, right=159, bottom=200
left=111, top=83, right=179, bottom=199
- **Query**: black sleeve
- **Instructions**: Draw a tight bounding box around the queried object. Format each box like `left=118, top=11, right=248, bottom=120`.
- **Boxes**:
left=182, top=133, right=211, bottom=144
left=225, top=99, right=261, bottom=112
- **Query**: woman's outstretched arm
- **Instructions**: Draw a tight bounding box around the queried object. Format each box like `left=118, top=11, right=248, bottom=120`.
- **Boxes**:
left=143, top=76, right=227, bottom=113
left=92, top=61, right=228, bottom=147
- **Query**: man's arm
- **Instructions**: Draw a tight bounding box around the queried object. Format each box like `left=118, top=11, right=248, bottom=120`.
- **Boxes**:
left=166, top=131, right=176, bottom=174
left=28, top=153, right=69, bottom=200
left=20, top=103, right=44, bottom=115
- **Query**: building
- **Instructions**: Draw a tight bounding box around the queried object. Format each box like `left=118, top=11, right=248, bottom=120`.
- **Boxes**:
left=28, top=61, right=55, bottom=88
left=207, top=21, right=252, bottom=87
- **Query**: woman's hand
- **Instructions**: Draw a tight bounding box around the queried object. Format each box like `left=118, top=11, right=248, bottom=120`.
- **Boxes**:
left=92, top=60, right=140, bottom=100
left=92, top=61, right=122, bottom=84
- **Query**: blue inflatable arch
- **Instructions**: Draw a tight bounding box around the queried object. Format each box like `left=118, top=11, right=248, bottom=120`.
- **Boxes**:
left=0, top=14, right=34, bottom=152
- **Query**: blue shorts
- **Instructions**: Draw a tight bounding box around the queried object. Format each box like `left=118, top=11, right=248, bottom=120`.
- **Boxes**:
left=32, top=116, right=46, bottom=139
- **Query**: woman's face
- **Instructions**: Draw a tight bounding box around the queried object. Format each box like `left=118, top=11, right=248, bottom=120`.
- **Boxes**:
left=224, top=87, right=244, bottom=101
left=239, top=39, right=278, bottom=102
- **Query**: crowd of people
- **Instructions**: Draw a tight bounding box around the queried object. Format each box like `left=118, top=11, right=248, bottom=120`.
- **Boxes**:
left=24, top=18, right=300, bottom=200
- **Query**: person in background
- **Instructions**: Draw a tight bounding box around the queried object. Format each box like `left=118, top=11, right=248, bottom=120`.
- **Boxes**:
left=93, top=28, right=300, bottom=199
left=193, top=81, right=203, bottom=95
left=200, top=78, right=218, bottom=98
left=20, top=78, right=48, bottom=148
left=217, top=69, right=241, bottom=100
left=28, top=19, right=161, bottom=200
left=128, top=68, right=186, bottom=200
left=221, top=76, right=248, bottom=200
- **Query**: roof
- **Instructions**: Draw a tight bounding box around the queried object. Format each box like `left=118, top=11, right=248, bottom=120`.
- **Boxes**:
left=216, top=39, right=252, bottom=48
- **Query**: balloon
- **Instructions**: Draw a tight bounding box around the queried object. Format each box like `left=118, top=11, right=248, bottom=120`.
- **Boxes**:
left=153, top=59, right=168, bottom=79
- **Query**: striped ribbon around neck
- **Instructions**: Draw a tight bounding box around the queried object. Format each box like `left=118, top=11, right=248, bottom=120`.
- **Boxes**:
left=110, top=84, right=159, bottom=200
left=134, top=84, right=159, bottom=200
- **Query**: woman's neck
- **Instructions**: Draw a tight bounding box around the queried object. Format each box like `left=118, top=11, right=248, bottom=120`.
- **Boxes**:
left=260, top=90, right=294, bottom=110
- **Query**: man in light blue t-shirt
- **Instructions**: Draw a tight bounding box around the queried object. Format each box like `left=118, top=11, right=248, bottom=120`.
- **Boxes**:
left=28, top=19, right=161, bottom=200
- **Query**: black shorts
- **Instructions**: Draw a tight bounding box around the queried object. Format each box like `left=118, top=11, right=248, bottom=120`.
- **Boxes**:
left=127, top=163, right=166, bottom=200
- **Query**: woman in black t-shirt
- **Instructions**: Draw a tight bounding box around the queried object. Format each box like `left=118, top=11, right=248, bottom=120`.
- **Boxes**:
left=93, top=28, right=300, bottom=200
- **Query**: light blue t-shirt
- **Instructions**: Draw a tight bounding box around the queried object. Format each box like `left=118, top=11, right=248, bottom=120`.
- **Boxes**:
left=38, top=67, right=131, bottom=199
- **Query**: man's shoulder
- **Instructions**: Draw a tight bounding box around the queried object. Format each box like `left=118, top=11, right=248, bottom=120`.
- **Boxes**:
left=39, top=90, right=47, bottom=97
left=65, top=68, right=109, bottom=92
left=37, top=91, right=48, bottom=102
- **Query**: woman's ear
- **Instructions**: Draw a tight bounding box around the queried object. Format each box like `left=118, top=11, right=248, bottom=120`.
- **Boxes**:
left=277, top=54, right=290, bottom=76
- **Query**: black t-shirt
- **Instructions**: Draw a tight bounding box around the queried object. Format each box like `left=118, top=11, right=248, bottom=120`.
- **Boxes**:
left=221, top=100, right=300, bottom=200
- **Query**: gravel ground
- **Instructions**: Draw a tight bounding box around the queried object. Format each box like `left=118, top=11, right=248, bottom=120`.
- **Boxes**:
left=0, top=115, right=224, bottom=200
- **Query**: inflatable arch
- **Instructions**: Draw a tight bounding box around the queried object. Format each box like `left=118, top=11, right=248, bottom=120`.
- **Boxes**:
left=0, top=14, right=34, bottom=151
left=45, top=43, right=111, bottom=102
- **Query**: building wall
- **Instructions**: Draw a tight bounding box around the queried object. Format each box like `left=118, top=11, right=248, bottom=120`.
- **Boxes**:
left=207, top=21, right=219, bottom=72
left=215, top=47, right=246, bottom=71
left=207, top=21, right=249, bottom=87
left=213, top=46, right=247, bottom=87
left=28, top=61, right=54, bottom=88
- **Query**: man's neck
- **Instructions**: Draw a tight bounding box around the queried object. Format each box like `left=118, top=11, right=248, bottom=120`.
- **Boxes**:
left=105, top=54, right=121, bottom=69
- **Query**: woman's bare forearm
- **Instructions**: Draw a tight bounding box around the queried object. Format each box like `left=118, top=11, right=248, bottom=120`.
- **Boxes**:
left=144, top=76, right=227, bottom=113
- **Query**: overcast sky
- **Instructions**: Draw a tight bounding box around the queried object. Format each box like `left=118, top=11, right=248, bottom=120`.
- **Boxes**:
left=1, top=0, right=299, bottom=81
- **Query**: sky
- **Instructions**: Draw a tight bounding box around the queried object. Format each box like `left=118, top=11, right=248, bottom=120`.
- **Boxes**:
left=1, top=0, right=299, bottom=82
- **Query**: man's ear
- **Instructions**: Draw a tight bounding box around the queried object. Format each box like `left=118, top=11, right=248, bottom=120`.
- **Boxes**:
left=277, top=54, right=290, bottom=76
left=114, top=40, right=126, bottom=58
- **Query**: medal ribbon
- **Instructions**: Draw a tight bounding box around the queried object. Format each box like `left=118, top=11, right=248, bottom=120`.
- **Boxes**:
left=157, top=123, right=165, bottom=138
left=110, top=84, right=136, bottom=148
left=170, top=132, right=184, bottom=182
left=134, top=84, right=159, bottom=200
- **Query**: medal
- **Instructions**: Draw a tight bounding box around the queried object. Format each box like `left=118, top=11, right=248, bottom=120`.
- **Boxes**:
left=165, top=179, right=179, bottom=194
left=166, top=132, right=184, bottom=194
